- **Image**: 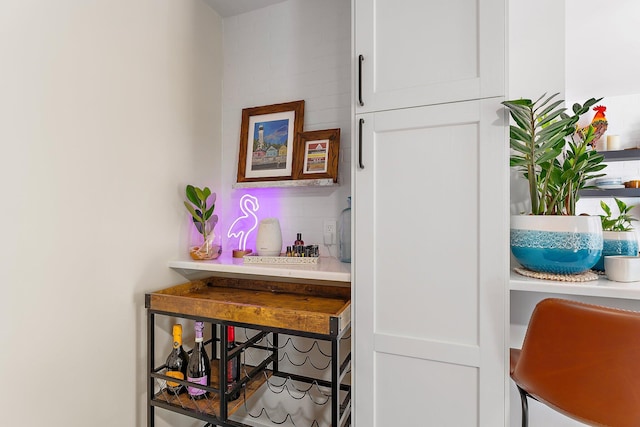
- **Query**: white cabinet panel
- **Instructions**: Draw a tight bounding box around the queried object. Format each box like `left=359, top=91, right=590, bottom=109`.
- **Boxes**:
left=375, top=352, right=479, bottom=427
left=372, top=111, right=479, bottom=344
left=353, top=98, right=509, bottom=426
left=355, top=0, right=505, bottom=113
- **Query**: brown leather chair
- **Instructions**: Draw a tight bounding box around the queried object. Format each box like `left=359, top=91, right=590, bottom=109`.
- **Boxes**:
left=510, top=298, right=640, bottom=427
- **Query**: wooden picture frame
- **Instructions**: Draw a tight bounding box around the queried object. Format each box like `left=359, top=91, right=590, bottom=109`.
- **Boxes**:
left=236, top=100, right=305, bottom=183
left=293, top=128, right=341, bottom=182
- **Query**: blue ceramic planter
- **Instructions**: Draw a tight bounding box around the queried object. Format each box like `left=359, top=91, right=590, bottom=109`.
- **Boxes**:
left=593, top=231, right=639, bottom=271
left=511, top=215, right=603, bottom=274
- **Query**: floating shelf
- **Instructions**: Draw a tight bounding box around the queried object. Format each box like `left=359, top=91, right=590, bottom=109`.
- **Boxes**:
left=233, top=179, right=337, bottom=189
left=579, top=188, right=640, bottom=198
left=168, top=253, right=351, bottom=283
left=600, top=148, right=640, bottom=162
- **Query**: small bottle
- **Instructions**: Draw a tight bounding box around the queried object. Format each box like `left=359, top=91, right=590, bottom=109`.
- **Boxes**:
left=187, top=321, right=211, bottom=399
left=165, top=324, right=189, bottom=395
left=294, top=233, right=304, bottom=246
left=339, top=197, right=351, bottom=263
left=226, top=326, right=241, bottom=401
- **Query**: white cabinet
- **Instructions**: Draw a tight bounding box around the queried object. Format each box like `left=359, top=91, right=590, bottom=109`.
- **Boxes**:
left=352, top=0, right=508, bottom=425
left=354, top=0, right=505, bottom=113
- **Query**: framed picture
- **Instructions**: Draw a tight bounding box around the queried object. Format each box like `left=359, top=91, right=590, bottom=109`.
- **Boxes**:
left=236, top=100, right=305, bottom=183
left=293, top=128, right=341, bottom=182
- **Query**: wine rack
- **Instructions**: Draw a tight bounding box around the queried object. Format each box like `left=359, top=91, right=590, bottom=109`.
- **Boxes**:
left=145, top=276, right=351, bottom=427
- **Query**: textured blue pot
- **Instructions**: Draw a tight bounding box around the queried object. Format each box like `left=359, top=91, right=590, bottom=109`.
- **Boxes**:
left=511, top=215, right=603, bottom=274
left=593, top=230, right=639, bottom=271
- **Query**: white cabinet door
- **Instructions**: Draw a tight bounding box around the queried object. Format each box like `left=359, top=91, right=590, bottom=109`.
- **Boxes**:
left=354, top=0, right=505, bottom=113
left=353, top=99, right=509, bottom=426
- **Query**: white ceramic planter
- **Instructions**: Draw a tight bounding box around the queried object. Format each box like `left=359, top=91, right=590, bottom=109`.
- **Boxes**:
left=510, top=215, right=603, bottom=274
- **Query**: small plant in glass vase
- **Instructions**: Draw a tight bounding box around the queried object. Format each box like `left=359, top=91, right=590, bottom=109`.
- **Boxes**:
left=594, top=198, right=639, bottom=271
left=184, top=185, right=221, bottom=260
left=505, top=93, right=608, bottom=274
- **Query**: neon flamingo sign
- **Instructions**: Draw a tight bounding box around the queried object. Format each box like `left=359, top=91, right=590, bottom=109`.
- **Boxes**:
left=227, top=194, right=260, bottom=253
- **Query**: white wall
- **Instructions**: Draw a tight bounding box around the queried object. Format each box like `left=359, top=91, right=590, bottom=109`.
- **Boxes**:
left=508, top=0, right=566, bottom=216
left=508, top=0, right=565, bottom=100
left=0, top=1, right=223, bottom=426
left=219, top=0, right=352, bottom=257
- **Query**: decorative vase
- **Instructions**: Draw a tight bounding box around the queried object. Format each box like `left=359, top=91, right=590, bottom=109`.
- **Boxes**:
left=255, top=218, right=282, bottom=256
left=189, top=217, right=222, bottom=260
left=593, top=230, right=639, bottom=271
left=510, top=215, right=603, bottom=274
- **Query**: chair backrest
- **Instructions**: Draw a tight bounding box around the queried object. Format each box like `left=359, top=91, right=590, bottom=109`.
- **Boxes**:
left=513, top=298, right=640, bottom=427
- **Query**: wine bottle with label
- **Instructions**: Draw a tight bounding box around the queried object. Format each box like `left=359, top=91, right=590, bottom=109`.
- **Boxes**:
left=226, top=326, right=241, bottom=401
left=165, top=324, right=189, bottom=395
left=187, top=321, right=211, bottom=399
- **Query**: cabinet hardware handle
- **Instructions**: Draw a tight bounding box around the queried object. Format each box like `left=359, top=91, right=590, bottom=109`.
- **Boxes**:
left=358, top=54, right=364, bottom=107
left=358, top=118, right=365, bottom=169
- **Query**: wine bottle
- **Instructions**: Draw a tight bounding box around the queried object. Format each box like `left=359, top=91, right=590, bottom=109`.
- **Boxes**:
left=226, top=326, right=241, bottom=401
left=187, top=321, right=211, bottom=399
left=165, top=324, right=189, bottom=395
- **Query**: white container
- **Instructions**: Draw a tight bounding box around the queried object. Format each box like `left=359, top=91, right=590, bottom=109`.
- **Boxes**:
left=255, top=218, right=282, bottom=256
left=604, top=255, right=640, bottom=282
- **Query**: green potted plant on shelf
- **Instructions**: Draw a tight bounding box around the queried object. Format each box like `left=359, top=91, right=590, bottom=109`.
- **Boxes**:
left=184, top=184, right=221, bottom=260
left=504, top=93, right=607, bottom=274
left=594, top=198, right=639, bottom=271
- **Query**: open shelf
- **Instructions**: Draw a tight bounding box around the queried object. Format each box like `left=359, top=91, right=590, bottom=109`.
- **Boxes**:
left=510, top=270, right=640, bottom=300
left=233, top=178, right=338, bottom=189
left=578, top=149, right=640, bottom=198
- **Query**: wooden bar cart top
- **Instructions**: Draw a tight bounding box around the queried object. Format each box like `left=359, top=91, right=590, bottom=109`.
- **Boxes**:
left=146, top=276, right=351, bottom=336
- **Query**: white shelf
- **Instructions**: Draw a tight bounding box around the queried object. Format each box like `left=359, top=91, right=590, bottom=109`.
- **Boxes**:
left=232, top=179, right=337, bottom=189
left=169, top=252, right=351, bottom=283
left=510, top=270, right=640, bottom=300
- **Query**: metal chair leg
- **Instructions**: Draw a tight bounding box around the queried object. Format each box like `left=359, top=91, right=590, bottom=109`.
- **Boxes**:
left=517, top=386, right=529, bottom=427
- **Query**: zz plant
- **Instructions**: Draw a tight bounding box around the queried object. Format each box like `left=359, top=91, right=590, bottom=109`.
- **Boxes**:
left=503, top=93, right=607, bottom=215
left=600, top=198, right=637, bottom=231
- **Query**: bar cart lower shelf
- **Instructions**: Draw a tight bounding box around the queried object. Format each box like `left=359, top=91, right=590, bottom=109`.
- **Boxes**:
left=146, top=274, right=351, bottom=427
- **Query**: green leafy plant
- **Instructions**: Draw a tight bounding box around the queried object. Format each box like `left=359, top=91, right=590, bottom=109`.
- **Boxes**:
left=503, top=93, right=607, bottom=215
left=183, top=185, right=217, bottom=241
left=600, top=198, right=637, bottom=231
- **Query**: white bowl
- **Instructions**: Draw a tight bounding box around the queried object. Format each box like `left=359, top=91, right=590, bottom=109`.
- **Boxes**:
left=604, top=255, right=640, bottom=282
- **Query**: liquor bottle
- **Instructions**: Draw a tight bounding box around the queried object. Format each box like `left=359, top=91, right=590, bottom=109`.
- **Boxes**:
left=187, top=321, right=211, bottom=399
left=165, top=324, right=189, bottom=395
left=226, top=326, right=241, bottom=401
left=294, top=233, right=304, bottom=246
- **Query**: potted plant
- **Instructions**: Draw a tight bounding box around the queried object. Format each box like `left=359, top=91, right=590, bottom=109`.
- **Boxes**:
left=184, top=184, right=221, bottom=260
left=594, top=198, right=639, bottom=271
left=505, top=93, right=607, bottom=274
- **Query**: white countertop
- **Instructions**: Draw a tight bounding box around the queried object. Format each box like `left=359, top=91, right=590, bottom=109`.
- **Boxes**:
left=169, top=252, right=351, bottom=283
left=510, top=270, right=640, bottom=300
